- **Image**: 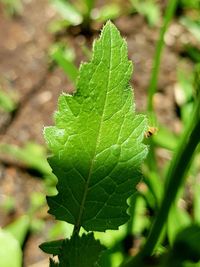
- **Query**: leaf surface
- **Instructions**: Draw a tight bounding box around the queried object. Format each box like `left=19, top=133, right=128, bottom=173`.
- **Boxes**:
left=173, top=224, right=200, bottom=262
left=44, top=21, right=148, bottom=232
left=58, top=233, right=104, bottom=267
left=0, top=228, right=22, bottom=267
left=39, top=239, right=64, bottom=255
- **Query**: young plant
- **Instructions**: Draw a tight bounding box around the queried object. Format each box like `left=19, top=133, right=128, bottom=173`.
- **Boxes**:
left=49, top=0, right=95, bottom=32
left=0, top=89, right=16, bottom=113
left=49, top=0, right=125, bottom=33
left=0, top=216, right=29, bottom=267
left=40, top=21, right=148, bottom=266
left=147, top=0, right=178, bottom=112
left=49, top=43, right=78, bottom=84
left=0, top=0, right=23, bottom=16
left=130, top=0, right=161, bottom=27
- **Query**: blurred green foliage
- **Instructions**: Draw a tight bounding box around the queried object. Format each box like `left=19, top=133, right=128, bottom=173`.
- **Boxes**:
left=130, top=0, right=161, bottom=26
left=0, top=0, right=23, bottom=16
left=0, top=89, right=16, bottom=113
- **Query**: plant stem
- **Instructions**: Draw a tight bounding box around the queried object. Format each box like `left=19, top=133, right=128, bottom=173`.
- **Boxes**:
left=146, top=0, right=178, bottom=184
left=142, top=120, right=200, bottom=255
left=121, top=91, right=200, bottom=267
left=82, top=0, right=95, bottom=31
left=72, top=224, right=80, bottom=236
left=147, top=0, right=178, bottom=112
left=126, top=194, right=138, bottom=235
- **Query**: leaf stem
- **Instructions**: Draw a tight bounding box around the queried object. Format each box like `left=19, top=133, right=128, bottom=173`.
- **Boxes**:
left=121, top=88, right=200, bottom=267
left=147, top=0, right=178, bottom=112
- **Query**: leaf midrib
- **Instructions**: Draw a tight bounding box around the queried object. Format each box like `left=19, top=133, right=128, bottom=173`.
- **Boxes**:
left=74, top=26, right=113, bottom=233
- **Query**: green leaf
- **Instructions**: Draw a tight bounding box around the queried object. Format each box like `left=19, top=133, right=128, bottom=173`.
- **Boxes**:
left=163, top=225, right=200, bottom=266
left=94, top=4, right=121, bottom=22
left=44, top=21, right=148, bottom=232
left=181, top=17, right=200, bottom=42
left=51, top=0, right=82, bottom=25
left=84, top=0, right=95, bottom=18
left=0, top=89, right=16, bottom=113
left=180, top=0, right=200, bottom=10
left=173, top=225, right=200, bottom=263
left=153, top=125, right=178, bottom=151
left=0, top=228, right=22, bottom=267
left=5, top=215, right=30, bottom=246
left=58, top=233, right=105, bottom=267
left=43, top=234, right=105, bottom=267
left=0, top=0, right=23, bottom=16
left=39, top=239, right=64, bottom=255
left=0, top=142, right=51, bottom=176
left=85, top=0, right=95, bottom=11
left=130, top=0, right=161, bottom=26
left=167, top=204, right=191, bottom=245
left=50, top=43, right=78, bottom=83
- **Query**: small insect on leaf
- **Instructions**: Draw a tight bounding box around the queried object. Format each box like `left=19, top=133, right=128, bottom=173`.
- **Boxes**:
left=144, top=127, right=158, bottom=138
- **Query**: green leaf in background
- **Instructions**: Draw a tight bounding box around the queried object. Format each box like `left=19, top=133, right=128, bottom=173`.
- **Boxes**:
left=181, top=17, right=200, bottom=42
left=50, top=0, right=82, bottom=25
left=152, top=125, right=178, bottom=151
left=40, top=239, right=64, bottom=255
left=130, top=0, right=161, bottom=26
left=84, top=0, right=95, bottom=18
left=0, top=142, right=51, bottom=176
left=84, top=0, right=95, bottom=12
left=167, top=204, right=191, bottom=245
left=0, top=0, right=23, bottom=16
left=50, top=43, right=78, bottom=83
left=172, top=225, right=200, bottom=263
left=183, top=45, right=200, bottom=63
left=93, top=4, right=121, bottom=22
left=58, top=233, right=105, bottom=267
left=41, top=234, right=105, bottom=267
left=180, top=0, right=200, bottom=9
left=44, top=21, right=148, bottom=232
left=0, top=89, right=16, bottom=113
left=5, top=215, right=30, bottom=246
left=0, top=228, right=22, bottom=267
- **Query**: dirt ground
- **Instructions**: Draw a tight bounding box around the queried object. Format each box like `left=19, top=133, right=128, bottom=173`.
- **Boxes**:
left=0, top=0, right=196, bottom=266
